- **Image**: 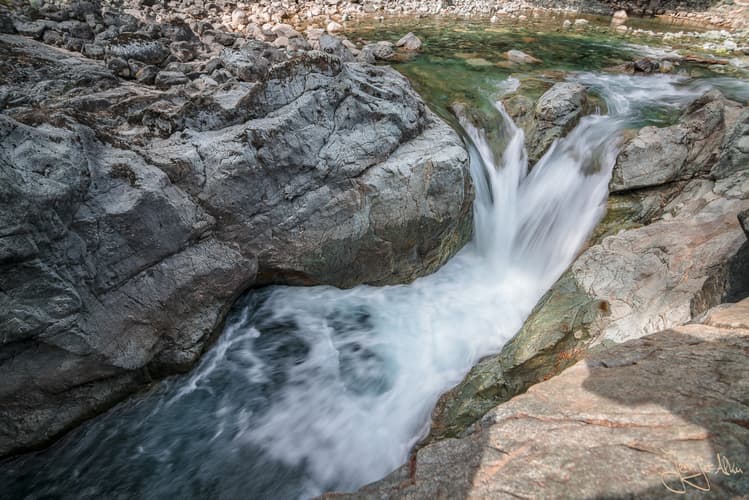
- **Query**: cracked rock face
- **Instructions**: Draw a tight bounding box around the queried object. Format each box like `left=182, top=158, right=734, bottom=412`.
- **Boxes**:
left=0, top=28, right=472, bottom=456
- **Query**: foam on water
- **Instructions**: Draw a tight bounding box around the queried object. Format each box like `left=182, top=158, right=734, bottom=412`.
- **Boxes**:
left=193, top=104, right=621, bottom=497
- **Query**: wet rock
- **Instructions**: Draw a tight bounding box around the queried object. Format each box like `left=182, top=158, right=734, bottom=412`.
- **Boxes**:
left=428, top=271, right=608, bottom=442
left=396, top=32, right=422, bottom=51
left=318, top=33, right=354, bottom=62
left=634, top=57, right=660, bottom=73
left=421, top=91, right=749, bottom=449
left=505, top=49, right=540, bottom=64
left=526, top=82, right=591, bottom=165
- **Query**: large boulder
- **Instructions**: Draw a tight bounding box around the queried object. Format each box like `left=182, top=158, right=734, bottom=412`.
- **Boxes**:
left=342, top=299, right=749, bottom=499
left=611, top=90, right=742, bottom=192
left=525, top=82, right=592, bottom=165
left=0, top=33, right=473, bottom=457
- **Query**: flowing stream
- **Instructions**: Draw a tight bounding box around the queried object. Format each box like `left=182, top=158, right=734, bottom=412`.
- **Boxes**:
left=4, top=20, right=749, bottom=500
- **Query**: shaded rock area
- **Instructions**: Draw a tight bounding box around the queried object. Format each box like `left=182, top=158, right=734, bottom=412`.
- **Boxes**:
left=425, top=89, right=749, bottom=444
left=337, top=299, right=749, bottom=499
left=0, top=1, right=473, bottom=457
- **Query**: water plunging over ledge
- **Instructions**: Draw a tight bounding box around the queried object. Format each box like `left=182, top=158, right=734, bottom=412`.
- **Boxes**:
left=4, top=66, right=749, bottom=500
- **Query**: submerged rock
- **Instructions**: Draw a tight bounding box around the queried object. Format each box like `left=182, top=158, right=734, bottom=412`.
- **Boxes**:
left=0, top=32, right=473, bottom=457
left=504, top=49, right=540, bottom=64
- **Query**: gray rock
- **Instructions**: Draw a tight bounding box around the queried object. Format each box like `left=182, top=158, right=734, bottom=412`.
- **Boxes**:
left=423, top=90, right=749, bottom=449
left=611, top=91, right=741, bottom=192
left=712, top=108, right=749, bottom=180
left=204, top=29, right=237, bottom=47
left=356, top=45, right=376, bottom=64
left=396, top=32, right=422, bottom=51
left=58, top=20, right=93, bottom=40
left=154, top=70, right=188, bottom=87
left=0, top=13, right=15, bottom=34
left=12, top=19, right=55, bottom=39
left=361, top=41, right=394, bottom=60
left=135, top=64, right=158, bottom=84
left=740, top=209, right=749, bottom=237
left=0, top=34, right=473, bottom=457
left=106, top=56, right=131, bottom=78
left=526, top=82, right=591, bottom=165
left=505, top=48, right=540, bottom=64
left=220, top=41, right=284, bottom=82
left=106, top=34, right=169, bottom=65
left=169, top=40, right=198, bottom=62
left=318, top=33, right=354, bottom=62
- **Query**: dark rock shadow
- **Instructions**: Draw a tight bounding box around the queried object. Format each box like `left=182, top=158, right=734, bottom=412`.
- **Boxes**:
left=576, top=328, right=749, bottom=498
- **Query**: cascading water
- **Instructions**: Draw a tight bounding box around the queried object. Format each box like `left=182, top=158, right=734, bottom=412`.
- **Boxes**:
left=0, top=91, right=624, bottom=499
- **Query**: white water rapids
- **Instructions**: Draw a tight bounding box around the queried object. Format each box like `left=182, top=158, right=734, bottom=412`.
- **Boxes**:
left=6, top=73, right=748, bottom=500
left=184, top=103, right=621, bottom=497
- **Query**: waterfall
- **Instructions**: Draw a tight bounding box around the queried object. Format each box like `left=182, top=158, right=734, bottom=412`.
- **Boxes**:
left=1, top=95, right=624, bottom=500
left=201, top=103, right=623, bottom=497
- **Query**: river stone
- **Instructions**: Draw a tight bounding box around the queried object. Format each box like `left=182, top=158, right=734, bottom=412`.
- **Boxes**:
left=0, top=32, right=473, bottom=457
left=318, top=33, right=354, bottom=62
left=525, top=82, right=591, bottom=165
left=396, top=32, right=422, bottom=51
left=341, top=299, right=749, bottom=499
left=361, top=41, right=394, bottom=60
left=611, top=90, right=742, bottom=192
left=504, top=49, right=540, bottom=64
left=105, top=33, right=169, bottom=65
